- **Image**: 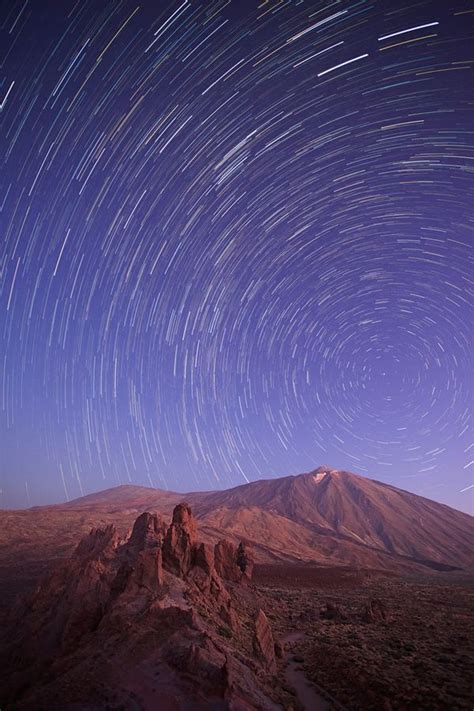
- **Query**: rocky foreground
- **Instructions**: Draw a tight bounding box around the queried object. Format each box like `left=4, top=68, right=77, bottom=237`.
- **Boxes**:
left=0, top=503, right=288, bottom=710
left=254, top=566, right=473, bottom=710
left=1, top=502, right=473, bottom=710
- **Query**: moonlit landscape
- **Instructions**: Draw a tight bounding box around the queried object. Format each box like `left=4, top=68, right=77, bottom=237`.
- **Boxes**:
left=0, top=1, right=473, bottom=709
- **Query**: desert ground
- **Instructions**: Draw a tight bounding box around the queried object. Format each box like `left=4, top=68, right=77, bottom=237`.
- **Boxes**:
left=253, top=565, right=474, bottom=710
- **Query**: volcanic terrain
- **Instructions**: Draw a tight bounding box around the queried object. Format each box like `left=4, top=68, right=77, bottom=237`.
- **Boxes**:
left=0, top=466, right=473, bottom=710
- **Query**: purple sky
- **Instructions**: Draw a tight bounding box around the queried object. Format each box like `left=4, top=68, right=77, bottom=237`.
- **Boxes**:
left=1, top=0, right=472, bottom=513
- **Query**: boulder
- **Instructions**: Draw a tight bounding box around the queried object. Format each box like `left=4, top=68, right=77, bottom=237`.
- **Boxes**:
left=274, top=636, right=284, bottom=659
left=253, top=609, right=276, bottom=673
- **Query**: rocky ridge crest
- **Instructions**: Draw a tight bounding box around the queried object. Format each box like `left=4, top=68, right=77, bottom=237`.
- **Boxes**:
left=0, top=503, right=281, bottom=710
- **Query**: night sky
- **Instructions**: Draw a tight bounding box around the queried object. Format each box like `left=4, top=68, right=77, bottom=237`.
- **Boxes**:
left=1, top=0, right=473, bottom=511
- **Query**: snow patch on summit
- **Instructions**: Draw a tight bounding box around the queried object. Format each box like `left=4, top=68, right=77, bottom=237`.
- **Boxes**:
left=312, top=472, right=328, bottom=483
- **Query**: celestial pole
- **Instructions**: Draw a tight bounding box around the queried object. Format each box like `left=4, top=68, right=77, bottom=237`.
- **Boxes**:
left=0, top=0, right=472, bottom=510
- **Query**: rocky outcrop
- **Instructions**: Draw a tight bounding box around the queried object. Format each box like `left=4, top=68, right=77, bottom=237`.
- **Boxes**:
left=116, top=512, right=166, bottom=597
left=253, top=608, right=276, bottom=673
left=126, top=511, right=166, bottom=553
left=215, top=540, right=242, bottom=582
left=214, top=539, right=254, bottom=583
left=0, top=503, right=278, bottom=711
left=236, top=542, right=254, bottom=581
left=194, top=541, right=215, bottom=576
left=74, top=523, right=119, bottom=560
left=189, top=542, right=216, bottom=593
left=166, top=636, right=228, bottom=695
left=162, top=502, right=197, bottom=576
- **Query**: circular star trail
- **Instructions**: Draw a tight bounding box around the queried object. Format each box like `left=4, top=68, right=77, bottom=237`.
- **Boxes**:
left=0, top=0, right=473, bottom=509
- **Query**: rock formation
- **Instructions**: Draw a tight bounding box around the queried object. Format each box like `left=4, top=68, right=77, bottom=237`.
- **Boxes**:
left=125, top=510, right=166, bottom=552
left=74, top=522, right=119, bottom=560
left=237, top=541, right=254, bottom=580
left=215, top=539, right=243, bottom=582
left=162, top=501, right=197, bottom=576
left=253, top=608, right=277, bottom=674
left=0, top=503, right=284, bottom=711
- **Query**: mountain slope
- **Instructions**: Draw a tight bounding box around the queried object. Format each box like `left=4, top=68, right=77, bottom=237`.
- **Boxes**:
left=196, top=467, right=473, bottom=569
left=0, top=466, right=472, bottom=614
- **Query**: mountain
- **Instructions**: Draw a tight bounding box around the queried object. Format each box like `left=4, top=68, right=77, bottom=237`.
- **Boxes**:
left=195, top=467, right=473, bottom=570
left=0, top=466, right=472, bottom=615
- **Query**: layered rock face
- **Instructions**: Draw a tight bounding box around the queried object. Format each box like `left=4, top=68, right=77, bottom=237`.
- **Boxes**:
left=0, top=503, right=282, bottom=711
left=253, top=609, right=277, bottom=673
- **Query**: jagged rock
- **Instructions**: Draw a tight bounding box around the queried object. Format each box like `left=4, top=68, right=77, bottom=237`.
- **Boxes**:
left=253, top=609, right=276, bottom=673
left=172, top=502, right=198, bottom=538
left=214, top=540, right=242, bottom=582
left=214, top=540, right=254, bottom=583
left=0, top=505, right=281, bottom=711
left=188, top=542, right=215, bottom=593
left=194, top=542, right=215, bottom=575
left=74, top=524, right=119, bottom=560
left=163, top=503, right=197, bottom=577
left=183, top=638, right=228, bottom=691
left=133, top=546, right=163, bottom=593
left=236, top=542, right=254, bottom=581
left=219, top=600, right=239, bottom=630
left=126, top=511, right=166, bottom=554
left=363, top=598, right=387, bottom=623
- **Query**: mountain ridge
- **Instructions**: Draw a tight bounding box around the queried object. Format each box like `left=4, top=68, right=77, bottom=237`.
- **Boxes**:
left=0, top=466, right=472, bottom=615
left=36, top=467, right=471, bottom=518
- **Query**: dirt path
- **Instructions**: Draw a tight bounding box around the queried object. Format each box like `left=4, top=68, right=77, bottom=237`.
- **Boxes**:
left=282, top=632, right=348, bottom=711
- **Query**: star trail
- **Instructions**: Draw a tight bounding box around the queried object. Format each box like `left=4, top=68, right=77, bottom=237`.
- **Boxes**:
left=0, top=0, right=473, bottom=510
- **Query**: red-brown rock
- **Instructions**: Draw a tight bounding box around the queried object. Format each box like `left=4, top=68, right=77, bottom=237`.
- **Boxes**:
left=133, top=546, right=163, bottom=593
left=236, top=542, right=254, bottom=581
left=253, top=608, right=276, bottom=673
left=0, top=506, right=281, bottom=711
left=274, top=636, right=284, bottom=659
left=214, top=540, right=241, bottom=582
left=188, top=542, right=215, bottom=592
left=126, top=511, right=166, bottom=553
left=74, top=523, right=119, bottom=560
left=194, top=541, right=215, bottom=576
left=162, top=503, right=197, bottom=577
